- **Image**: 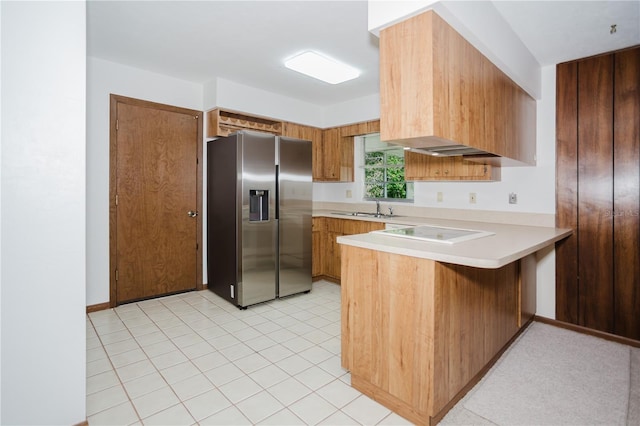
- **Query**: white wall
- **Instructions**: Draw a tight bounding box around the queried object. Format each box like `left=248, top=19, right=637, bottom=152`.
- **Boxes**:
left=323, top=93, right=380, bottom=128
left=205, top=77, right=325, bottom=127
left=533, top=65, right=557, bottom=318
left=0, top=3, right=3, bottom=420
left=367, top=0, right=541, bottom=99
left=1, top=2, right=86, bottom=423
left=86, top=57, right=203, bottom=306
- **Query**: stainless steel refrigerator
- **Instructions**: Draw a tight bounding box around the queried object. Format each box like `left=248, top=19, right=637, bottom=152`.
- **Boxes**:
left=207, top=130, right=312, bottom=308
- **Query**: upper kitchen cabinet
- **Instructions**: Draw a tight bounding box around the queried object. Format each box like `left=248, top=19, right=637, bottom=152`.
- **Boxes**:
left=379, top=10, right=536, bottom=166
left=317, top=127, right=347, bottom=181
left=282, top=121, right=323, bottom=143
left=282, top=122, right=325, bottom=180
left=315, top=120, right=381, bottom=182
left=404, top=151, right=501, bottom=181
left=339, top=119, right=380, bottom=137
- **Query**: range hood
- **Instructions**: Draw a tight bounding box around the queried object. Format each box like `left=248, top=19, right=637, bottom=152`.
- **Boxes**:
left=378, top=10, right=537, bottom=167
left=406, top=144, right=498, bottom=158
left=393, top=134, right=500, bottom=162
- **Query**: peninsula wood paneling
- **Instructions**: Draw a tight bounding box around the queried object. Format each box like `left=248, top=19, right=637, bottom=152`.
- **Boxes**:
left=341, top=246, right=437, bottom=420
left=341, top=245, right=521, bottom=424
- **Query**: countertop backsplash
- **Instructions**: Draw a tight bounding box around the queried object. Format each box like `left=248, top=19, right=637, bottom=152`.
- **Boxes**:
left=313, top=201, right=555, bottom=227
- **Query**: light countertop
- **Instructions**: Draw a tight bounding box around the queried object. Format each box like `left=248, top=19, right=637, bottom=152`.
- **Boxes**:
left=314, top=210, right=572, bottom=269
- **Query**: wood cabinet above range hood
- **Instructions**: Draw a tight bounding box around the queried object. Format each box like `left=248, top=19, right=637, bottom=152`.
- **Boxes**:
left=380, top=10, right=536, bottom=166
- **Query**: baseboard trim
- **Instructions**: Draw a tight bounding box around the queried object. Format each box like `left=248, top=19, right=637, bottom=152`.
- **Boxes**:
left=88, top=284, right=209, bottom=313
left=73, top=419, right=88, bottom=426
left=86, top=302, right=110, bottom=314
left=534, top=316, right=640, bottom=348
left=313, top=275, right=340, bottom=284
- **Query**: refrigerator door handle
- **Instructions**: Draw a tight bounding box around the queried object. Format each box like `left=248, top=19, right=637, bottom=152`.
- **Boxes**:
left=275, top=165, right=279, bottom=220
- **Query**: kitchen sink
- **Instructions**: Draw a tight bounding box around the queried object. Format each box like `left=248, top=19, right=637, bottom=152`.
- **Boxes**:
left=331, top=211, right=402, bottom=218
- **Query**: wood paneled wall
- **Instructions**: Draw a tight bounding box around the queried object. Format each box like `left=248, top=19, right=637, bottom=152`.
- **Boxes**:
left=556, top=46, right=640, bottom=340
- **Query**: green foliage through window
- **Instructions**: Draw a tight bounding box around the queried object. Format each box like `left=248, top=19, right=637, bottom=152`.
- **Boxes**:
left=363, top=135, right=413, bottom=201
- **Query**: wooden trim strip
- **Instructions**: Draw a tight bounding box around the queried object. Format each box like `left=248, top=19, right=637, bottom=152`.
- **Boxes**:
left=86, top=302, right=110, bottom=314
left=73, top=419, right=88, bottom=426
left=534, top=316, right=640, bottom=348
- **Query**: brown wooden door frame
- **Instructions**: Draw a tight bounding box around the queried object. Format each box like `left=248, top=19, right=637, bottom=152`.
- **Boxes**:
left=109, top=94, right=203, bottom=307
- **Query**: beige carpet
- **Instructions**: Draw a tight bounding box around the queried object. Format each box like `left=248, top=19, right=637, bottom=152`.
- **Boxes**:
left=440, top=322, right=636, bottom=425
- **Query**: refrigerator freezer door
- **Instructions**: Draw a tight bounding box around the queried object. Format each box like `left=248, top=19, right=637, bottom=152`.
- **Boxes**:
left=239, top=132, right=277, bottom=306
left=277, top=136, right=313, bottom=297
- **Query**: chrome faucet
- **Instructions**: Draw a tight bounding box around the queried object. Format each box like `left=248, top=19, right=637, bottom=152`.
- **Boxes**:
left=376, top=200, right=381, bottom=216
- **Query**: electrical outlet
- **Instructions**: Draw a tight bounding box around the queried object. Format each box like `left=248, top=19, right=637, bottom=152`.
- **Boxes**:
left=509, top=193, right=517, bottom=204
left=469, top=192, right=477, bottom=204
left=346, top=190, right=352, bottom=199
left=437, top=192, right=443, bottom=202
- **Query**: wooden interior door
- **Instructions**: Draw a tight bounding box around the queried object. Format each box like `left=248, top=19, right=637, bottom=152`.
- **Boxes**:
left=110, top=95, right=202, bottom=305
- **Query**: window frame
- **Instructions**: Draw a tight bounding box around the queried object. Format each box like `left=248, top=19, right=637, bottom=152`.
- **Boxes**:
left=362, top=135, right=413, bottom=202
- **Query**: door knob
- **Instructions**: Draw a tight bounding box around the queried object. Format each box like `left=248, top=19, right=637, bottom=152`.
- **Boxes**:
left=188, top=210, right=198, bottom=218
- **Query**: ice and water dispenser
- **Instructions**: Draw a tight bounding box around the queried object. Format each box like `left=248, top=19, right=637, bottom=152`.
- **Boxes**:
left=249, top=190, right=269, bottom=222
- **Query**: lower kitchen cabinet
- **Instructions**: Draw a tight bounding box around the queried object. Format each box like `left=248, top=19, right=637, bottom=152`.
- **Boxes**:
left=312, top=217, right=385, bottom=282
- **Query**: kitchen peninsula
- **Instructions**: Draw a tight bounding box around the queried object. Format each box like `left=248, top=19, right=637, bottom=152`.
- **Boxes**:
left=335, top=216, right=571, bottom=425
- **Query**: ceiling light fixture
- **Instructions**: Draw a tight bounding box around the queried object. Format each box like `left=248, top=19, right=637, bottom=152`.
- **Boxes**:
left=284, top=51, right=360, bottom=84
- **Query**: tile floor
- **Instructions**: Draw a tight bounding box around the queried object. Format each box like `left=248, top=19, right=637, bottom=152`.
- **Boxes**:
left=87, top=281, right=413, bottom=425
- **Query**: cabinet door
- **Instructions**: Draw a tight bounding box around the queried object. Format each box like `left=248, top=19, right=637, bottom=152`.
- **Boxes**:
left=283, top=122, right=324, bottom=181
left=326, top=231, right=342, bottom=280
left=282, top=122, right=321, bottom=141
left=312, top=218, right=325, bottom=278
left=320, top=128, right=341, bottom=181
left=330, top=219, right=386, bottom=282
left=312, top=230, right=323, bottom=277
left=342, top=219, right=384, bottom=235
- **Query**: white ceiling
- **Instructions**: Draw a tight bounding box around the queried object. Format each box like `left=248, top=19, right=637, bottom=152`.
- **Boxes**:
left=87, top=1, right=640, bottom=107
